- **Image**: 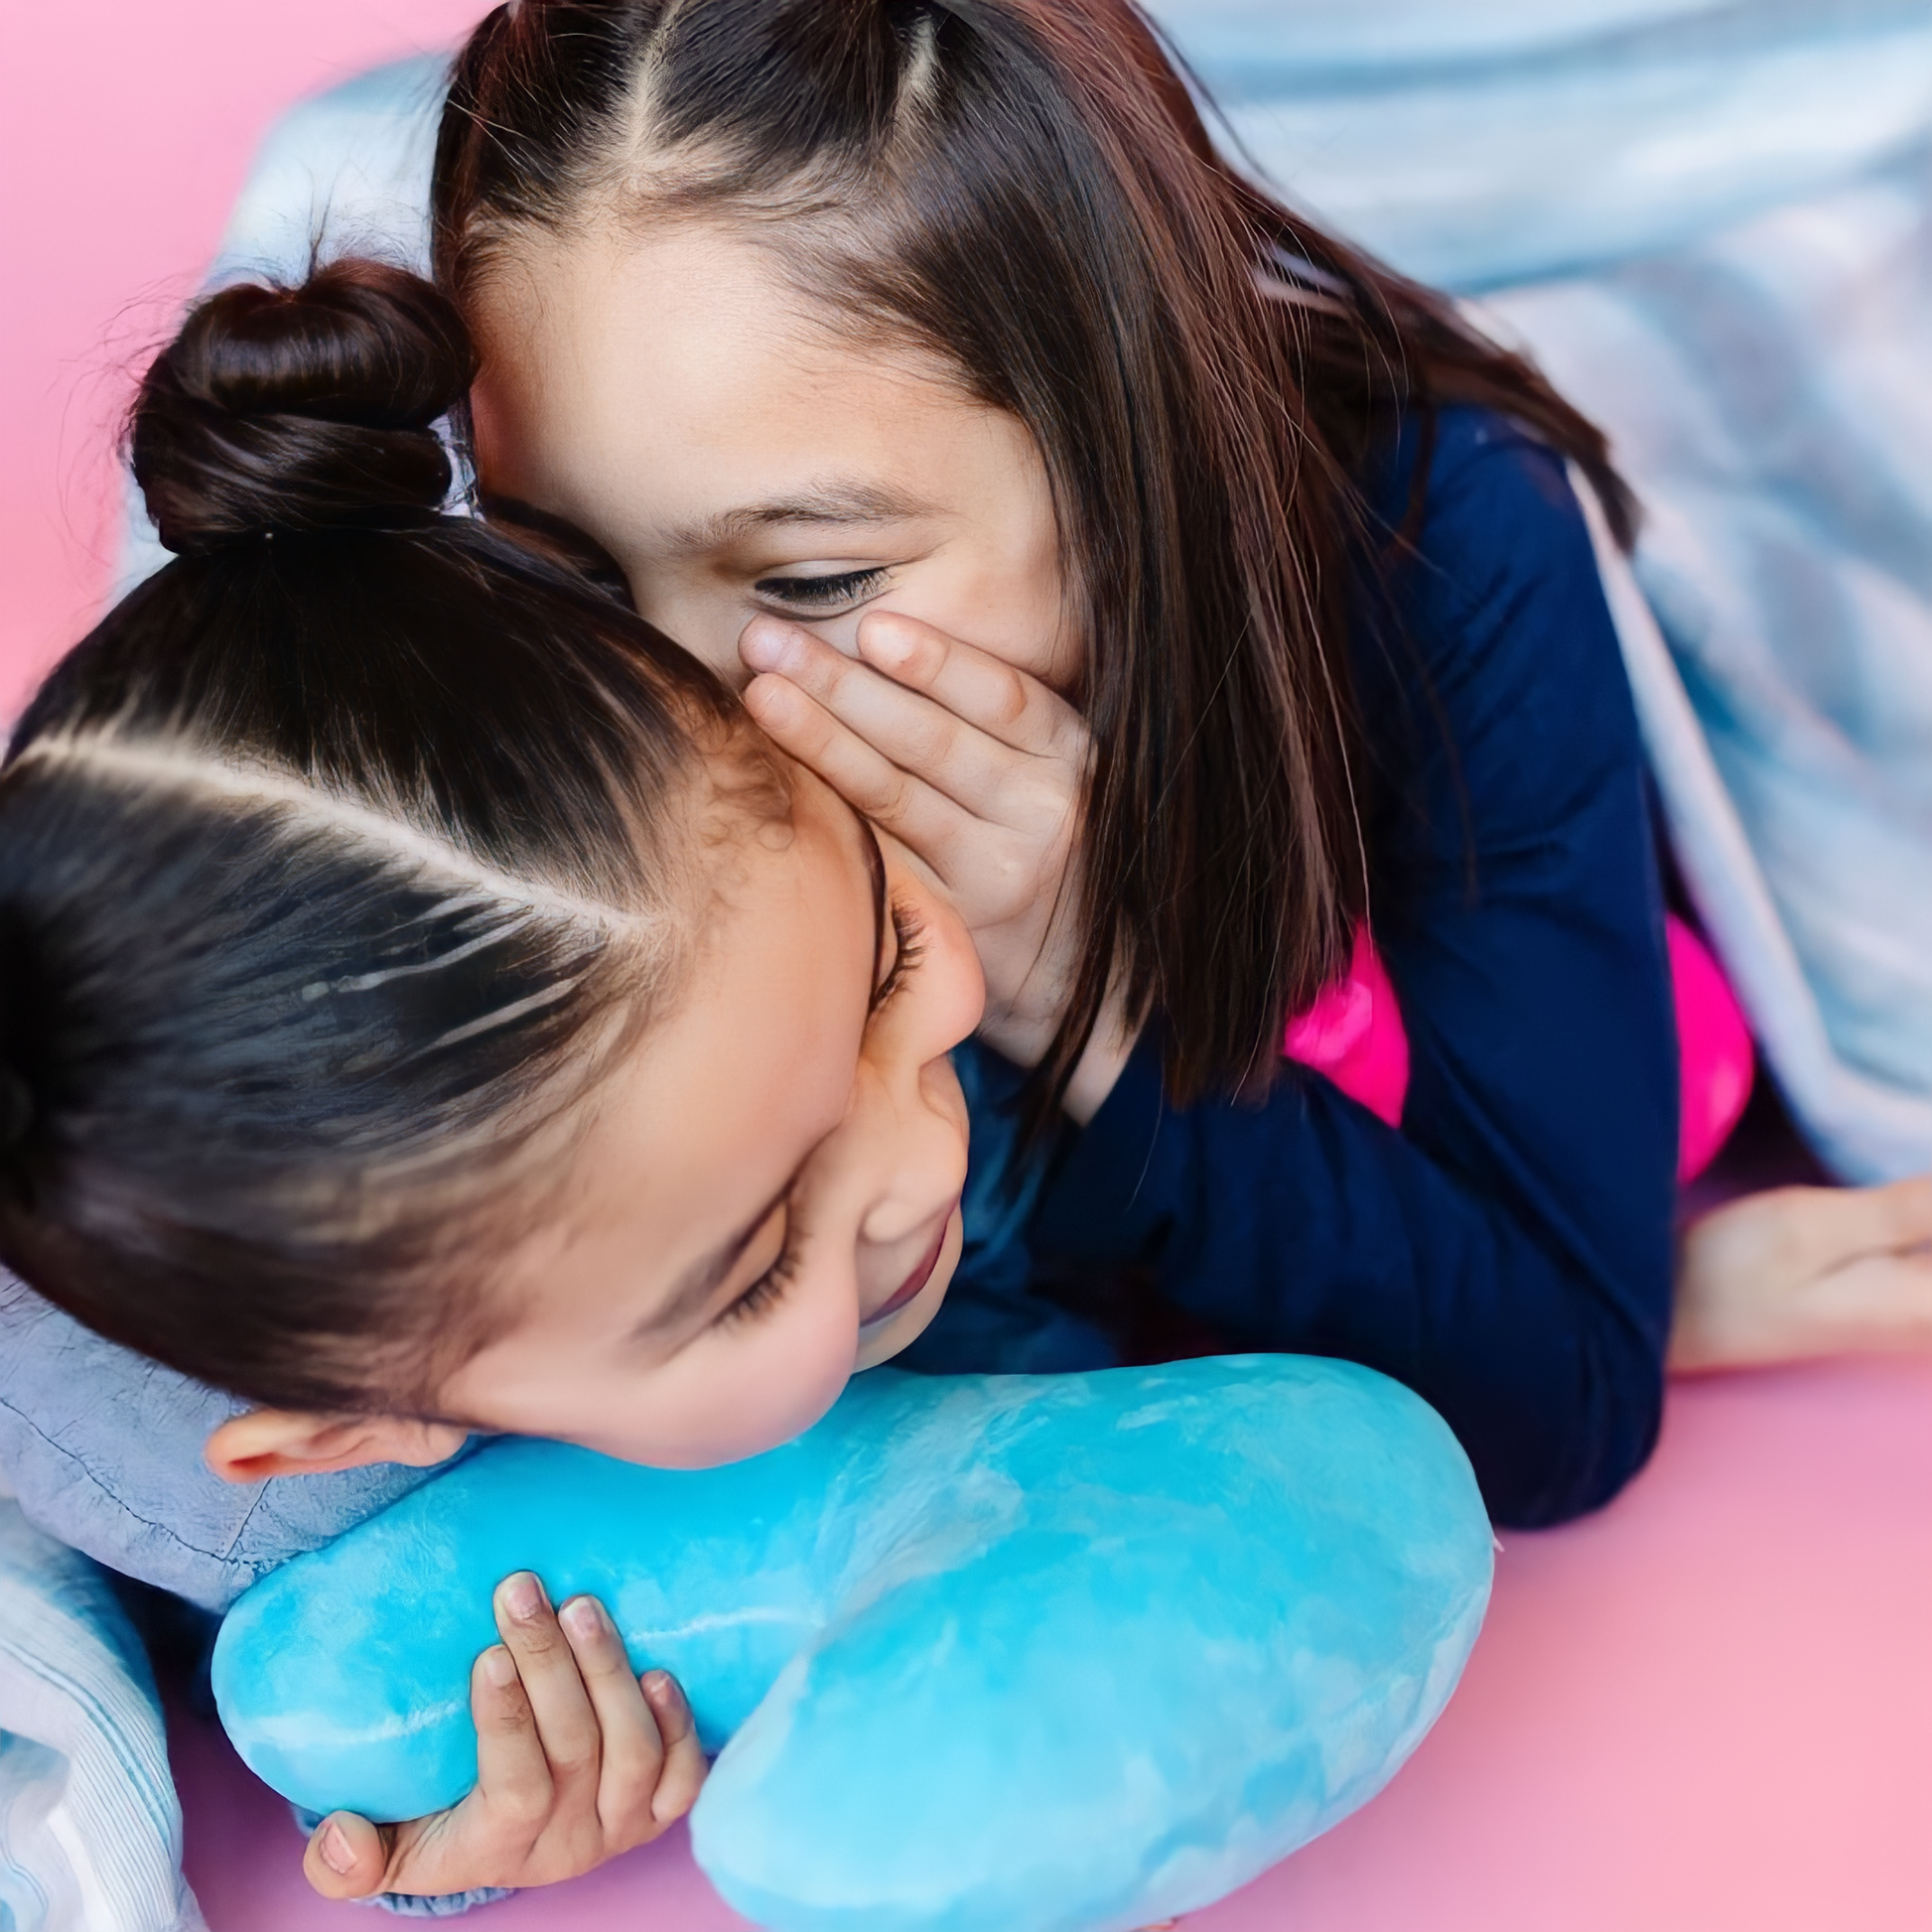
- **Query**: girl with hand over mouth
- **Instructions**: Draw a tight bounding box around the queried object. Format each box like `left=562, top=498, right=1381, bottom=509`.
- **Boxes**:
left=432, top=0, right=1677, bottom=1533
left=430, top=0, right=1932, bottom=1455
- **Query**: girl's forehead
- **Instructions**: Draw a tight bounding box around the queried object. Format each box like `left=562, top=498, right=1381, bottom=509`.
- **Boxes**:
left=482, top=226, right=911, bottom=385
left=472, top=231, right=1022, bottom=546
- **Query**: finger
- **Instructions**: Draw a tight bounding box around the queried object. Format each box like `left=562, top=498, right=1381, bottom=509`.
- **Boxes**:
left=302, top=1811, right=393, bottom=1901
left=469, top=1639, right=556, bottom=1845
left=353, top=1634, right=579, bottom=1902
left=492, top=1572, right=604, bottom=1811
left=1865, top=1174, right=1932, bottom=1254
left=1765, top=1182, right=1905, bottom=1261
left=1814, top=1249, right=1932, bottom=1350
left=1690, top=1184, right=1887, bottom=1282
left=745, top=620, right=1068, bottom=819
left=1765, top=1179, right=1932, bottom=1277
left=641, top=1669, right=708, bottom=1829
left=559, top=1594, right=665, bottom=1848
left=856, top=609, right=1082, bottom=759
left=743, top=674, right=977, bottom=873
left=745, top=621, right=1021, bottom=811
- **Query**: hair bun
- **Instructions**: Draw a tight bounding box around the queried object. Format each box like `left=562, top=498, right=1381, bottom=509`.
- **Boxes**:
left=132, top=260, right=479, bottom=554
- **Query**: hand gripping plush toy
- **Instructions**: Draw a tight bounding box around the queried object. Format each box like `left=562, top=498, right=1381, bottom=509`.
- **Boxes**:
left=215, top=1356, right=1492, bottom=1932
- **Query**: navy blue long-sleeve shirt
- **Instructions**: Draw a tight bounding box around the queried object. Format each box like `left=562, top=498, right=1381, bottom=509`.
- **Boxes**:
left=908, top=408, right=1680, bottom=1529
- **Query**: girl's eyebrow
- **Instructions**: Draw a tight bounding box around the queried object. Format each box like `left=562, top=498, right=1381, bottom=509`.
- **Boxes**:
left=670, top=481, right=932, bottom=550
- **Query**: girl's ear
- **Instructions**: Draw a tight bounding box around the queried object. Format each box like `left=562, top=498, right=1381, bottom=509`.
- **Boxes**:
left=204, top=1410, right=468, bottom=1485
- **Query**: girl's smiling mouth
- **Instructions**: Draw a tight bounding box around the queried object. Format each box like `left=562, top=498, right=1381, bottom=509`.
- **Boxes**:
left=862, top=1209, right=958, bottom=1332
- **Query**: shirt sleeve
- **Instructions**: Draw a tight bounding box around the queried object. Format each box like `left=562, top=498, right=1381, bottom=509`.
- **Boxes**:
left=1031, top=414, right=1680, bottom=1528
left=0, top=1274, right=467, bottom=1612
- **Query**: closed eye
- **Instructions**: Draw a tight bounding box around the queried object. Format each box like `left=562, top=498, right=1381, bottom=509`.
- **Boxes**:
left=716, top=1216, right=804, bottom=1327
left=754, top=566, right=891, bottom=615
left=870, top=898, right=925, bottom=1015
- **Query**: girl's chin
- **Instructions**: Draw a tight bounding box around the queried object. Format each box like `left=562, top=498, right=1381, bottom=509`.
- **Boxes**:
left=854, top=1208, right=963, bottom=1371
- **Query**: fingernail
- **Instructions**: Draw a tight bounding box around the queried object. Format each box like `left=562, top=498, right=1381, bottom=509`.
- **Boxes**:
left=561, top=1595, right=606, bottom=1642
left=503, top=1572, right=546, bottom=1622
left=318, top=1821, right=356, bottom=1875
left=863, top=621, right=913, bottom=666
left=642, top=1668, right=685, bottom=1710
left=740, top=621, right=792, bottom=671
left=483, top=1644, right=517, bottom=1688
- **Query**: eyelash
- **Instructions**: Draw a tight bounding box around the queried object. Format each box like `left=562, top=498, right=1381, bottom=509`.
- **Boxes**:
left=719, top=1223, right=804, bottom=1328
left=754, top=566, right=890, bottom=613
left=873, top=897, right=926, bottom=1012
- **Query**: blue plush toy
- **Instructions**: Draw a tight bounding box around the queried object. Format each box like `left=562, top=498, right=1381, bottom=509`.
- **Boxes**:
left=214, top=1357, right=1491, bottom=1932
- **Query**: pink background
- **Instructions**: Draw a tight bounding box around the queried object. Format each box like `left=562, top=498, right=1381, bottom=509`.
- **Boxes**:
left=5, top=6, right=1931, bottom=1929
left=0, top=0, right=487, bottom=714
left=171, top=1359, right=1932, bottom=1932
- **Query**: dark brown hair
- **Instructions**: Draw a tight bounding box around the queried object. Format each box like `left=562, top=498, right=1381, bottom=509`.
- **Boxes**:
left=433, top=0, right=1633, bottom=1109
left=0, top=260, right=743, bottom=1413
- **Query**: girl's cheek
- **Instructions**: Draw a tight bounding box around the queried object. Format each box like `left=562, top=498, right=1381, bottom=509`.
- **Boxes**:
left=610, top=1267, right=861, bottom=1470
left=921, top=1049, right=972, bottom=1144
left=731, top=1305, right=858, bottom=1458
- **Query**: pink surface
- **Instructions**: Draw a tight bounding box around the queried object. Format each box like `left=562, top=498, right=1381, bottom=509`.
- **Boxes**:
left=174, top=1358, right=1932, bottom=1930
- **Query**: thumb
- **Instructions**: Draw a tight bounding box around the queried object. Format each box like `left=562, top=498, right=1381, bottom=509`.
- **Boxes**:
left=303, top=1811, right=394, bottom=1900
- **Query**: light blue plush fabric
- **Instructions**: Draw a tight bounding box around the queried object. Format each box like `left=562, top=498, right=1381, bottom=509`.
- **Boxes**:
left=0, top=1483, right=204, bottom=1932
left=1157, top=0, right=1932, bottom=291
left=213, top=1358, right=1493, bottom=1932
left=1145, top=0, right=1932, bottom=1180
